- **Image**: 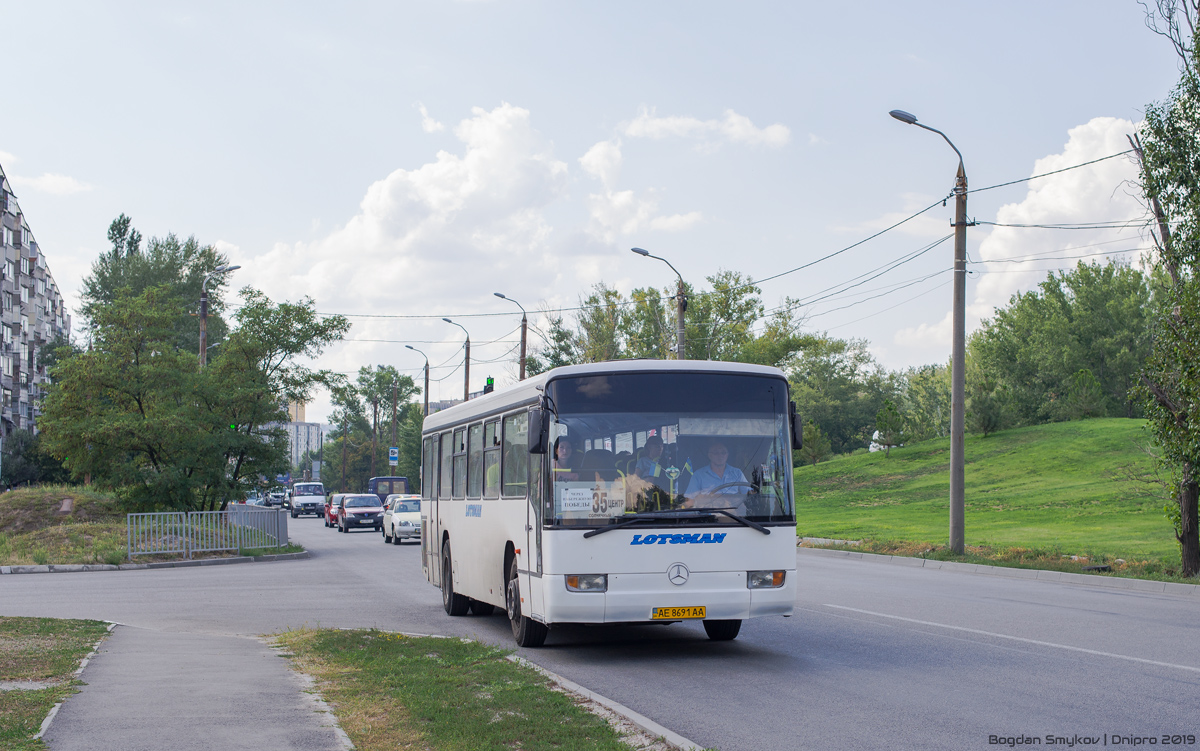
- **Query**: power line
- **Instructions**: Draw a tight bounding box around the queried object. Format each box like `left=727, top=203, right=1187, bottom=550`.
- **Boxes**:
left=966, top=149, right=1135, bottom=195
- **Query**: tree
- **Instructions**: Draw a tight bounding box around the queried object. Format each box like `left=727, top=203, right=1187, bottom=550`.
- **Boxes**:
left=874, top=400, right=906, bottom=457
left=576, top=282, right=625, bottom=362
left=526, top=314, right=578, bottom=376
left=903, top=363, right=951, bottom=441
left=797, top=421, right=832, bottom=467
left=39, top=286, right=348, bottom=511
left=81, top=215, right=231, bottom=354
left=1065, top=369, right=1107, bottom=420
left=1133, top=1, right=1200, bottom=576
left=788, top=335, right=900, bottom=454
left=1, top=430, right=72, bottom=488
left=969, top=261, right=1153, bottom=425
left=620, top=287, right=673, bottom=359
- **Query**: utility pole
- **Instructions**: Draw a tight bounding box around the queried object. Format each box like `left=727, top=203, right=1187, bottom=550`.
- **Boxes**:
left=199, top=264, right=240, bottom=369
left=950, top=162, right=967, bottom=555
left=494, top=293, right=528, bottom=379
left=443, top=319, right=470, bottom=402
left=675, top=277, right=687, bottom=360
left=406, top=345, right=430, bottom=417
left=370, top=397, right=378, bottom=478
left=391, top=379, right=398, bottom=448
left=889, top=109, right=968, bottom=554
left=341, top=419, right=348, bottom=492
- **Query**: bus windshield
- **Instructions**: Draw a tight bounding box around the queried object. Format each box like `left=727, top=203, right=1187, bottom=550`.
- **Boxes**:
left=546, top=372, right=794, bottom=527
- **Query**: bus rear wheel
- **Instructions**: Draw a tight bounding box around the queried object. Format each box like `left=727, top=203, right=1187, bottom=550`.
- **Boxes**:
left=441, top=541, right=470, bottom=616
left=506, top=557, right=548, bottom=647
left=702, top=619, right=742, bottom=641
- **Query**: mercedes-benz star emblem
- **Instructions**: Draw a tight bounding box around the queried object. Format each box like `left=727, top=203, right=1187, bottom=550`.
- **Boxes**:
left=667, top=563, right=690, bottom=586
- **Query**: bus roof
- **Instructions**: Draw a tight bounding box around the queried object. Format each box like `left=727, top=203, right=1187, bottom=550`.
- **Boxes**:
left=421, top=359, right=786, bottom=433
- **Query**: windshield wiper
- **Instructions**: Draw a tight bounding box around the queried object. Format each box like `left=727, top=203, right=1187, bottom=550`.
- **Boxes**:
left=582, top=510, right=715, bottom=538
left=710, top=508, right=771, bottom=535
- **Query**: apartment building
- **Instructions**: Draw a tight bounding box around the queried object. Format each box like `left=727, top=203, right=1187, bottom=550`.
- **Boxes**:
left=0, top=163, right=72, bottom=435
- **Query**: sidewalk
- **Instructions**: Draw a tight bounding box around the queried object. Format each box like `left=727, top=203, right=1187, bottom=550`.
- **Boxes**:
left=44, top=625, right=349, bottom=751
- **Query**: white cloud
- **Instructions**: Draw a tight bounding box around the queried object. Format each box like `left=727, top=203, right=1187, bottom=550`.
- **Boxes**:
left=213, top=240, right=241, bottom=259
left=12, top=172, right=94, bottom=196
left=808, top=133, right=828, bottom=146
left=578, top=139, right=622, bottom=189
left=0, top=150, right=17, bottom=167
left=891, top=116, right=1145, bottom=360
left=416, top=102, right=445, bottom=133
left=578, top=140, right=702, bottom=242
left=970, top=116, right=1145, bottom=321
left=242, top=103, right=577, bottom=416
left=831, top=193, right=949, bottom=238
left=621, top=107, right=790, bottom=148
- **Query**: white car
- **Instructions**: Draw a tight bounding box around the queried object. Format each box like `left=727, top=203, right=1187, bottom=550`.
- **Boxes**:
left=381, top=494, right=422, bottom=545
left=290, top=482, right=326, bottom=518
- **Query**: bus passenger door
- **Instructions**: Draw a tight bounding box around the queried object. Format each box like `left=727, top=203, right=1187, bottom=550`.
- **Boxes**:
left=422, top=436, right=440, bottom=587
left=526, top=453, right=545, bottom=617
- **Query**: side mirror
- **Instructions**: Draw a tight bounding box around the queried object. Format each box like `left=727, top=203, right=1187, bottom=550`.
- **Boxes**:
left=528, top=407, right=549, bottom=454
left=790, top=401, right=803, bottom=451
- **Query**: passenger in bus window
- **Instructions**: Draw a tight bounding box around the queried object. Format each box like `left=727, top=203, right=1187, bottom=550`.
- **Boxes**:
left=552, top=437, right=580, bottom=482
left=683, top=441, right=748, bottom=507
left=634, top=436, right=665, bottom=478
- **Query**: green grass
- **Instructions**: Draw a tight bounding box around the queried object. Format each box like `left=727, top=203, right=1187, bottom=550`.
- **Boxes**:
left=276, top=629, right=644, bottom=751
left=0, top=486, right=126, bottom=566
left=0, top=617, right=110, bottom=750
left=795, top=418, right=1182, bottom=568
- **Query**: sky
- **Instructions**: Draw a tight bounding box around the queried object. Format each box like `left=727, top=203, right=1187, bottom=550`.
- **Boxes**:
left=0, top=1, right=1183, bottom=424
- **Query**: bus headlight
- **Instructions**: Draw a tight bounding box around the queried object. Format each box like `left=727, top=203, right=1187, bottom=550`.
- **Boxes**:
left=565, top=574, right=608, bottom=592
left=747, top=570, right=786, bottom=589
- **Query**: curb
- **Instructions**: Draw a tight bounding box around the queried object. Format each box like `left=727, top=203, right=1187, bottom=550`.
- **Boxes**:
left=797, top=545, right=1200, bottom=596
left=0, top=550, right=310, bottom=575
left=33, top=621, right=118, bottom=741
left=508, top=655, right=703, bottom=751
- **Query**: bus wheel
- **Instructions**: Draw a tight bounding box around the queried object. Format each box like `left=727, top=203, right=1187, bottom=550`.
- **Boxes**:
left=469, top=599, right=495, bottom=616
left=506, top=557, right=548, bottom=647
left=441, top=541, right=470, bottom=616
left=702, top=619, right=742, bottom=641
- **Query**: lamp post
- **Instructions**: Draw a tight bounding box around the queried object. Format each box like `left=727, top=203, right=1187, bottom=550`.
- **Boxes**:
left=494, top=292, right=527, bottom=380
left=406, top=345, right=430, bottom=417
left=889, top=108, right=967, bottom=555
left=630, top=247, right=686, bottom=359
left=199, top=264, right=241, bottom=368
left=443, top=318, right=470, bottom=402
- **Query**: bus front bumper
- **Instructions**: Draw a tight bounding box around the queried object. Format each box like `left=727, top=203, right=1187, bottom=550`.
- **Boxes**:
left=539, top=571, right=795, bottom=624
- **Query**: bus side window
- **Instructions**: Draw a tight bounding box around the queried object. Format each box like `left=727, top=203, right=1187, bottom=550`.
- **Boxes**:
left=502, top=412, right=529, bottom=497
left=452, top=427, right=467, bottom=499
left=422, top=437, right=434, bottom=499
left=439, top=432, right=452, bottom=500
left=483, top=419, right=500, bottom=499
left=467, top=423, right=483, bottom=498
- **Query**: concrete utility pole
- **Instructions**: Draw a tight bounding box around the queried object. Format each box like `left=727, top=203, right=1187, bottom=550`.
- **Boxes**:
left=890, top=109, right=968, bottom=554
left=370, top=397, right=378, bottom=478
left=444, top=318, right=470, bottom=401
left=494, top=293, right=528, bottom=379
left=631, top=248, right=687, bottom=359
left=391, top=379, right=398, bottom=447
left=406, top=346, right=430, bottom=417
left=341, top=419, right=349, bottom=492
left=199, top=264, right=240, bottom=368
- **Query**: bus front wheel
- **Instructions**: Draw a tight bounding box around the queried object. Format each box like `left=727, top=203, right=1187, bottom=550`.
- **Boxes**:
left=441, top=541, right=470, bottom=616
left=506, top=557, right=548, bottom=648
left=702, top=619, right=742, bottom=641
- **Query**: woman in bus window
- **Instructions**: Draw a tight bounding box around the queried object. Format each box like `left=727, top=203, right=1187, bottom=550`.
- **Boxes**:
left=552, top=437, right=581, bottom=482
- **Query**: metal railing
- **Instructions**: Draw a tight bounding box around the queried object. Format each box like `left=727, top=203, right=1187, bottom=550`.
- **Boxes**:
left=127, top=507, right=289, bottom=560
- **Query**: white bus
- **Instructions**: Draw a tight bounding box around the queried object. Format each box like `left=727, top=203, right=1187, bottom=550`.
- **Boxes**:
left=420, top=360, right=801, bottom=647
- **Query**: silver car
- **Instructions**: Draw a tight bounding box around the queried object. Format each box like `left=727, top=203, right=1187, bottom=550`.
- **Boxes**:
left=381, top=494, right=422, bottom=545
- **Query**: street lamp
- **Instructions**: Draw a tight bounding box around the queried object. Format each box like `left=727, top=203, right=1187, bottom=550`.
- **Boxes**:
left=406, top=345, right=430, bottom=417
left=890, top=108, right=967, bottom=555
left=631, top=247, right=686, bottom=359
left=443, top=318, right=470, bottom=402
left=199, top=264, right=241, bottom=368
left=494, top=292, right=528, bottom=380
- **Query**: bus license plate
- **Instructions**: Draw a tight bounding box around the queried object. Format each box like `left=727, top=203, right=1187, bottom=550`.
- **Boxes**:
left=651, top=606, right=705, bottom=620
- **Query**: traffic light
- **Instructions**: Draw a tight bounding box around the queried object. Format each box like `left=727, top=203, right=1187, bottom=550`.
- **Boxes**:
left=483, top=376, right=494, bottom=394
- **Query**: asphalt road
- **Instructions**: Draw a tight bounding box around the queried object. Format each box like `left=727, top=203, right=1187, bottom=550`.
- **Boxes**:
left=3, top=514, right=1198, bottom=751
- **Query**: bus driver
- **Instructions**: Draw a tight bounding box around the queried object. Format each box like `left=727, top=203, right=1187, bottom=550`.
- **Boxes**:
left=683, top=440, right=748, bottom=509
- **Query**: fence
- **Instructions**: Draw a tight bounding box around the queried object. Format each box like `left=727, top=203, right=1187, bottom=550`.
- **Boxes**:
left=127, top=507, right=290, bottom=560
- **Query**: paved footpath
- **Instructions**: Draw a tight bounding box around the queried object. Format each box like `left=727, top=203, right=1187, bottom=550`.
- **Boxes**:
left=45, top=625, right=346, bottom=751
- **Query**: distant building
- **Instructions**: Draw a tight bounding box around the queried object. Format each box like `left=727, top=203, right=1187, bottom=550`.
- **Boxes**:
left=0, top=163, right=72, bottom=435
left=286, top=421, right=322, bottom=472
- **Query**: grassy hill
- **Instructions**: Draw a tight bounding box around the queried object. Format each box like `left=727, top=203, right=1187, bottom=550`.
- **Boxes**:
left=0, top=485, right=126, bottom=566
left=795, top=418, right=1178, bottom=564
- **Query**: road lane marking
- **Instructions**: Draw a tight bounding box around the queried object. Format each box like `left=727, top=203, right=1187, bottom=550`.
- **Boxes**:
left=824, top=604, right=1200, bottom=674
